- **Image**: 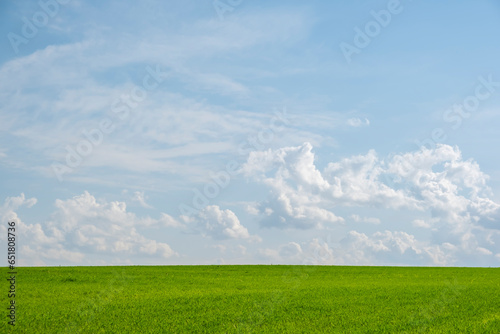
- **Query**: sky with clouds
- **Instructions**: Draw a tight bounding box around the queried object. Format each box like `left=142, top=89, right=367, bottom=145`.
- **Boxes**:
left=1, top=0, right=500, bottom=266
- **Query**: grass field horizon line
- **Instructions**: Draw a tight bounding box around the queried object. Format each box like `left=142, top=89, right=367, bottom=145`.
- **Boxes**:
left=14, top=264, right=500, bottom=268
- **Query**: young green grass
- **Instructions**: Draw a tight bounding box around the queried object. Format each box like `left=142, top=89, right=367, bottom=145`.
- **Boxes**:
left=3, top=265, right=500, bottom=333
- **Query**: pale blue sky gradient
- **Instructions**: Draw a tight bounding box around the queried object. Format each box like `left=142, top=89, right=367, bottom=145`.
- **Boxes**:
left=1, top=0, right=500, bottom=266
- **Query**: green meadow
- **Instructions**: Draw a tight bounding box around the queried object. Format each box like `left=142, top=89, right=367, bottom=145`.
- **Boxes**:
left=3, top=265, right=500, bottom=333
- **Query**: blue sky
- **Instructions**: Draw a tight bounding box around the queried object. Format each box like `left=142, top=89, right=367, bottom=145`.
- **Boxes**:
left=1, top=0, right=500, bottom=266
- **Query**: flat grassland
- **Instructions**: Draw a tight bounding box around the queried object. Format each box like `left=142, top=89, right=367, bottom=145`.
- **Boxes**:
left=3, top=265, right=500, bottom=333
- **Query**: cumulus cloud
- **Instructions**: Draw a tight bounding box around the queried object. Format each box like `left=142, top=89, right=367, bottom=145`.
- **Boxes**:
left=339, top=230, right=423, bottom=265
left=258, top=232, right=452, bottom=266
left=303, top=238, right=335, bottom=264
left=242, top=142, right=500, bottom=231
left=1, top=191, right=259, bottom=265
left=3, top=192, right=177, bottom=265
left=255, top=238, right=336, bottom=265
left=265, top=227, right=500, bottom=266
left=241, top=142, right=500, bottom=263
left=242, top=142, right=343, bottom=229
left=0, top=193, right=37, bottom=222
left=257, top=239, right=336, bottom=265
left=0, top=193, right=86, bottom=265
left=181, top=205, right=260, bottom=241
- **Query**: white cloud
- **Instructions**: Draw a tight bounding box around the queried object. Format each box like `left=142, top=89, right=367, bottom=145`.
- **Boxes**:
left=0, top=191, right=261, bottom=265
left=0, top=194, right=38, bottom=253
left=158, top=213, right=184, bottom=228
left=132, top=191, right=153, bottom=209
left=346, top=117, right=370, bottom=127
left=412, top=217, right=442, bottom=230
left=257, top=248, right=281, bottom=262
left=3, top=192, right=177, bottom=265
left=279, top=242, right=303, bottom=259
left=303, top=238, right=335, bottom=264
left=412, top=219, right=432, bottom=229
left=245, top=202, right=260, bottom=215
left=476, top=247, right=493, bottom=255
left=301, top=227, right=500, bottom=266
left=240, top=142, right=500, bottom=264
left=212, top=244, right=247, bottom=257
left=242, top=142, right=344, bottom=229
left=242, top=142, right=500, bottom=234
left=181, top=205, right=260, bottom=241
left=22, top=245, right=85, bottom=265
left=343, top=230, right=422, bottom=257
left=139, top=239, right=174, bottom=257
left=350, top=214, right=380, bottom=224
left=264, top=231, right=452, bottom=266
left=0, top=193, right=37, bottom=223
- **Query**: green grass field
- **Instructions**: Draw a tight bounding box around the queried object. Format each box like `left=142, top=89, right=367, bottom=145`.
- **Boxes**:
left=3, top=265, right=500, bottom=333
